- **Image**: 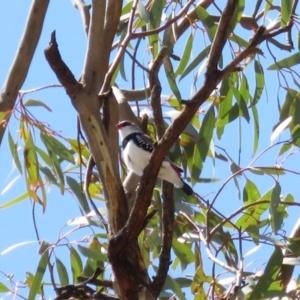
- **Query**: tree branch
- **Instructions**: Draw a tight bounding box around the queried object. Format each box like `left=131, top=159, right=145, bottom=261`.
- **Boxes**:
left=103, top=1, right=124, bottom=88
left=0, top=0, right=49, bottom=145
left=147, top=47, right=175, bottom=296
left=149, top=47, right=168, bottom=138
left=71, top=0, right=91, bottom=35
left=120, top=87, right=151, bottom=101
left=81, top=0, right=106, bottom=94
left=44, top=32, right=128, bottom=235
left=44, top=32, right=83, bottom=96
left=219, top=26, right=266, bottom=78
left=175, top=0, right=214, bottom=39
left=45, top=25, right=154, bottom=300
left=206, top=0, right=238, bottom=77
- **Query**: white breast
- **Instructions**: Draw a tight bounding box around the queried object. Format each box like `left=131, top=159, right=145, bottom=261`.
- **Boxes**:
left=123, top=140, right=151, bottom=176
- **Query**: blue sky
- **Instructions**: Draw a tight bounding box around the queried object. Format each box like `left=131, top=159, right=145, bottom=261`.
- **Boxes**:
left=1, top=0, right=300, bottom=299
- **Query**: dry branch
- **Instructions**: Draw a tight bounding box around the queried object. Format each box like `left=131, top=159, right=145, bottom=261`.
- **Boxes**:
left=0, top=0, right=49, bottom=145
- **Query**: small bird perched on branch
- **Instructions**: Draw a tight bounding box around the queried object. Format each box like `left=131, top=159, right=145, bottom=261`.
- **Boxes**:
left=116, top=121, right=193, bottom=196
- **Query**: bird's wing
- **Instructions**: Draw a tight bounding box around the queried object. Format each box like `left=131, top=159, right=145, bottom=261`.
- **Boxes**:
left=133, top=133, right=154, bottom=153
left=164, top=158, right=184, bottom=175
left=134, top=133, right=184, bottom=174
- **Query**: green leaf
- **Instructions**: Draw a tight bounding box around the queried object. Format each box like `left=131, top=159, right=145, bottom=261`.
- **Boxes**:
left=236, top=187, right=270, bottom=229
left=50, top=151, right=65, bottom=192
left=0, top=192, right=29, bottom=209
left=24, top=131, right=39, bottom=186
left=192, top=105, right=215, bottom=183
left=164, top=56, right=181, bottom=100
left=70, top=246, right=83, bottom=283
left=251, top=60, right=264, bottom=107
left=40, top=133, right=65, bottom=193
left=0, top=112, right=7, bottom=123
left=23, top=99, right=52, bottom=112
left=121, top=0, right=132, bottom=15
left=240, top=75, right=250, bottom=105
left=162, top=20, right=176, bottom=52
left=148, top=0, right=165, bottom=57
left=67, top=138, right=90, bottom=160
left=56, top=257, right=69, bottom=286
left=0, top=282, right=9, bottom=293
left=149, top=0, right=164, bottom=29
left=77, top=244, right=107, bottom=261
left=229, top=33, right=248, bottom=47
left=38, top=240, right=51, bottom=255
left=175, top=33, right=193, bottom=76
left=8, top=131, right=22, bottom=174
left=38, top=175, right=47, bottom=211
left=216, top=75, right=233, bottom=138
left=137, top=1, right=150, bottom=23
left=28, top=250, right=48, bottom=300
left=195, top=7, right=217, bottom=42
left=249, top=247, right=283, bottom=300
left=36, top=146, right=52, bottom=166
left=289, top=97, right=300, bottom=131
left=162, top=274, right=187, bottom=300
left=172, top=238, right=195, bottom=270
left=268, top=52, right=300, bottom=70
left=206, top=209, right=230, bottom=231
left=245, top=224, right=260, bottom=245
left=217, top=103, right=240, bottom=129
left=180, top=45, right=211, bottom=81
left=262, top=281, right=287, bottom=298
left=229, top=78, right=250, bottom=122
left=281, top=0, right=293, bottom=26
left=40, top=132, right=75, bottom=164
left=230, top=0, right=244, bottom=30
left=39, top=166, right=58, bottom=185
left=243, top=179, right=261, bottom=203
left=66, top=176, right=90, bottom=214
left=230, top=161, right=242, bottom=175
left=284, top=193, right=294, bottom=202
left=264, top=0, right=273, bottom=15
left=278, top=143, right=292, bottom=157
left=269, top=182, right=283, bottom=233
left=280, top=88, right=299, bottom=122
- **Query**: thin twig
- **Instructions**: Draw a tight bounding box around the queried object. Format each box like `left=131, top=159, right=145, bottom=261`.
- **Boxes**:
left=181, top=212, right=238, bottom=274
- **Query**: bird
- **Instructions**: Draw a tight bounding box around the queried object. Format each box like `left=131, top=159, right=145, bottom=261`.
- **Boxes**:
left=116, top=120, right=193, bottom=196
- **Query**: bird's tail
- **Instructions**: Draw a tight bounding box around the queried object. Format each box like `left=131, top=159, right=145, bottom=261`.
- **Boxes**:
left=181, top=181, right=193, bottom=196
